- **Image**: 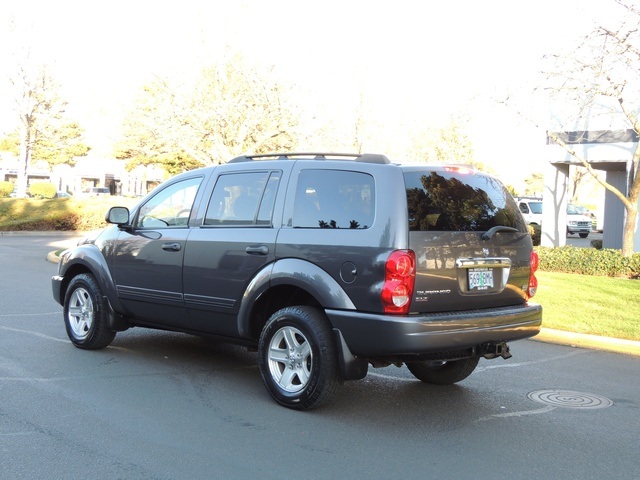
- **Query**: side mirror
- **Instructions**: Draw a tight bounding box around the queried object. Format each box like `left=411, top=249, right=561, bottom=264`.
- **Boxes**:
left=106, top=206, right=130, bottom=225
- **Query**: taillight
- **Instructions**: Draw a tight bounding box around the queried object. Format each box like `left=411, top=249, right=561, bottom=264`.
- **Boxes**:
left=527, top=250, right=539, bottom=299
left=382, top=250, right=416, bottom=314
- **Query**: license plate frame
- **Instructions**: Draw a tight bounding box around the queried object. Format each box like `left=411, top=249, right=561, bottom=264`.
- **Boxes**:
left=468, top=268, right=494, bottom=291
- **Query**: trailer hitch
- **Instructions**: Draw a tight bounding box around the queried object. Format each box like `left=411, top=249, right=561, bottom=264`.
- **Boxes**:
left=480, top=341, right=512, bottom=360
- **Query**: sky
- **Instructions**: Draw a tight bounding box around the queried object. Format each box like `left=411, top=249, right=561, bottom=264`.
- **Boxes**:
left=0, top=0, right=629, bottom=188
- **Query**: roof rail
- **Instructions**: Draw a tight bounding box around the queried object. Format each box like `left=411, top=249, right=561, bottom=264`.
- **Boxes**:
left=228, top=152, right=390, bottom=164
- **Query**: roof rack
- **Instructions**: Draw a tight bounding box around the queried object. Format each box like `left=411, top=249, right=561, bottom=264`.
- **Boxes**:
left=228, top=152, right=390, bottom=164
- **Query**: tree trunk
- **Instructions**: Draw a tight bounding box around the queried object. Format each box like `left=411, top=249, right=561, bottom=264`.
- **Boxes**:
left=15, top=121, right=31, bottom=198
left=621, top=203, right=638, bottom=257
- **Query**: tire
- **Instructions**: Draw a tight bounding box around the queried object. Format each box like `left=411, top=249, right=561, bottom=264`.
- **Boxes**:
left=258, top=306, right=340, bottom=410
left=63, top=273, right=116, bottom=350
left=406, top=356, right=480, bottom=385
left=579, top=233, right=589, bottom=238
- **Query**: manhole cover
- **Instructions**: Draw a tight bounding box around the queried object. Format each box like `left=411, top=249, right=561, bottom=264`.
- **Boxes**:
left=528, top=390, right=613, bottom=409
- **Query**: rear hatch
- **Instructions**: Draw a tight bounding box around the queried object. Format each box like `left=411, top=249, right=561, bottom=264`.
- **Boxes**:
left=403, top=167, right=532, bottom=313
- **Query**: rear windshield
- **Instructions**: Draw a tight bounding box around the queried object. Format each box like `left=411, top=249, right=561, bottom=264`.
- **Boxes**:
left=403, top=170, right=526, bottom=232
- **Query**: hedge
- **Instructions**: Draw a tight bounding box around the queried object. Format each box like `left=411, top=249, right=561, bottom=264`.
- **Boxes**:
left=536, top=245, right=640, bottom=279
left=0, top=181, right=13, bottom=198
left=28, top=182, right=57, bottom=199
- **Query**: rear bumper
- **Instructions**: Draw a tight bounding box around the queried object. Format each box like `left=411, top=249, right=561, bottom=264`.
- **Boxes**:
left=326, top=303, right=542, bottom=356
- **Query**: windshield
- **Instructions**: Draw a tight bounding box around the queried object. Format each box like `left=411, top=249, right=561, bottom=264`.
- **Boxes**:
left=529, top=201, right=542, bottom=214
left=567, top=204, right=580, bottom=215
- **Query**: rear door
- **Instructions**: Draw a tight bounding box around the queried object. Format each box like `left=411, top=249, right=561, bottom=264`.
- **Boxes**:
left=404, top=167, right=532, bottom=312
left=182, top=168, right=283, bottom=336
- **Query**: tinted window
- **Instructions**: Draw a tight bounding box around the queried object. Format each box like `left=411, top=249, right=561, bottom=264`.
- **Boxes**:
left=204, top=171, right=279, bottom=226
left=293, top=170, right=374, bottom=229
left=404, top=170, right=525, bottom=232
left=136, top=176, right=202, bottom=228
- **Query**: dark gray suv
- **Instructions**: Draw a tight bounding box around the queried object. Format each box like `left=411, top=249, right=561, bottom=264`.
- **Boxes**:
left=52, top=153, right=542, bottom=410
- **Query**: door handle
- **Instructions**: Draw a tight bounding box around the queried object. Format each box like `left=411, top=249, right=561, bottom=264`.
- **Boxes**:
left=245, top=245, right=269, bottom=255
left=162, top=242, right=182, bottom=252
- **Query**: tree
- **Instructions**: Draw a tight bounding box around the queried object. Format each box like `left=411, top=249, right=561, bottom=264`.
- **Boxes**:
left=1, top=121, right=90, bottom=168
left=2, top=61, right=89, bottom=197
left=113, top=79, right=203, bottom=175
left=115, top=55, right=301, bottom=173
left=542, top=0, right=640, bottom=256
left=524, top=172, right=544, bottom=196
left=407, top=116, right=477, bottom=167
left=570, top=166, right=589, bottom=203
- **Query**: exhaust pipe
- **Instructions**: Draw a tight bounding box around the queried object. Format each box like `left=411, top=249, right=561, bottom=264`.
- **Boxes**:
left=481, top=341, right=512, bottom=360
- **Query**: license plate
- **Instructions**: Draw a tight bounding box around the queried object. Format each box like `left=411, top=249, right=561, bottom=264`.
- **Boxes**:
left=468, top=268, right=494, bottom=290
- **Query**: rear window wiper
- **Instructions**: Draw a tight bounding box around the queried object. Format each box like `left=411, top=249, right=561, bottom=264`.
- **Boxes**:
left=481, top=225, right=519, bottom=240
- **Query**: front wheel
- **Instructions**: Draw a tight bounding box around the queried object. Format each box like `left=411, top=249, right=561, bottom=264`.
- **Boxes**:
left=579, top=233, right=589, bottom=238
left=406, top=356, right=480, bottom=385
left=63, top=273, right=116, bottom=350
left=258, top=306, right=340, bottom=410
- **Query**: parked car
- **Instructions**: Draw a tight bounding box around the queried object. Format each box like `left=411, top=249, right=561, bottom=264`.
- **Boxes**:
left=52, top=153, right=542, bottom=410
left=88, top=187, right=110, bottom=196
left=515, top=197, right=543, bottom=225
left=566, top=204, right=593, bottom=238
left=516, top=197, right=592, bottom=238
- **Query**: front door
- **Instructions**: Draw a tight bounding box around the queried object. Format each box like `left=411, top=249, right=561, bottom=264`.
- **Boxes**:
left=112, top=175, right=203, bottom=326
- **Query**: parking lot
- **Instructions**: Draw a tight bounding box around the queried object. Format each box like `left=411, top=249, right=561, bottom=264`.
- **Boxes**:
left=1, top=232, right=637, bottom=479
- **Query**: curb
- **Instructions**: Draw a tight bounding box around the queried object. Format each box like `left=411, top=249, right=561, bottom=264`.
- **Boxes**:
left=532, top=328, right=640, bottom=357
left=47, top=250, right=61, bottom=263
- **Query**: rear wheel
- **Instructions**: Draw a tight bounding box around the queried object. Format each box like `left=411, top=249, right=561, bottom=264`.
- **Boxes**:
left=406, top=356, right=480, bottom=385
left=63, top=273, right=116, bottom=350
left=579, top=233, right=589, bottom=238
left=258, top=306, right=340, bottom=410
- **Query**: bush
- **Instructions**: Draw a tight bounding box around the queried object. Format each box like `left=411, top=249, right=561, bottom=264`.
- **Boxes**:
left=28, top=182, right=57, bottom=199
left=0, top=181, right=13, bottom=198
left=590, top=239, right=603, bottom=249
left=527, top=224, right=541, bottom=246
left=536, top=245, right=640, bottom=279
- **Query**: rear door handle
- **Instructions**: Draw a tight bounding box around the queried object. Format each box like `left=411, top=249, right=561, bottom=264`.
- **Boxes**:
left=162, top=242, right=182, bottom=252
left=245, top=245, right=269, bottom=255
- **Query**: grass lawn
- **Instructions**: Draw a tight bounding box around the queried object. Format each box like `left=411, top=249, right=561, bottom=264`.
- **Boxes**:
left=535, top=271, right=640, bottom=342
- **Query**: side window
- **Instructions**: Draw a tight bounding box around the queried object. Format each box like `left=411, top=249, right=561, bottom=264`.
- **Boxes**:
left=136, top=176, right=202, bottom=228
left=519, top=202, right=530, bottom=214
left=293, top=170, right=374, bottom=229
left=204, top=171, right=278, bottom=226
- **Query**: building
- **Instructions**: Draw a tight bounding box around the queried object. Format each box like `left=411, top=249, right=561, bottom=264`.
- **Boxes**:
left=543, top=129, right=639, bottom=253
left=0, top=153, right=165, bottom=197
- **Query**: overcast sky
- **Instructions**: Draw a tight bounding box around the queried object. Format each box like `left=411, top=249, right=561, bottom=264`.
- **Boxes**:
left=0, top=0, right=626, bottom=186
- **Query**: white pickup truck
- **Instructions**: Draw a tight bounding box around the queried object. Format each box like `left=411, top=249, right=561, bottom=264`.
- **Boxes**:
left=516, top=197, right=592, bottom=238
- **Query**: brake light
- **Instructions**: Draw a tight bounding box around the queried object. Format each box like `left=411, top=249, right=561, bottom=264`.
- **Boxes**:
left=444, top=165, right=474, bottom=174
left=527, top=250, right=539, bottom=299
left=382, top=250, right=416, bottom=314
